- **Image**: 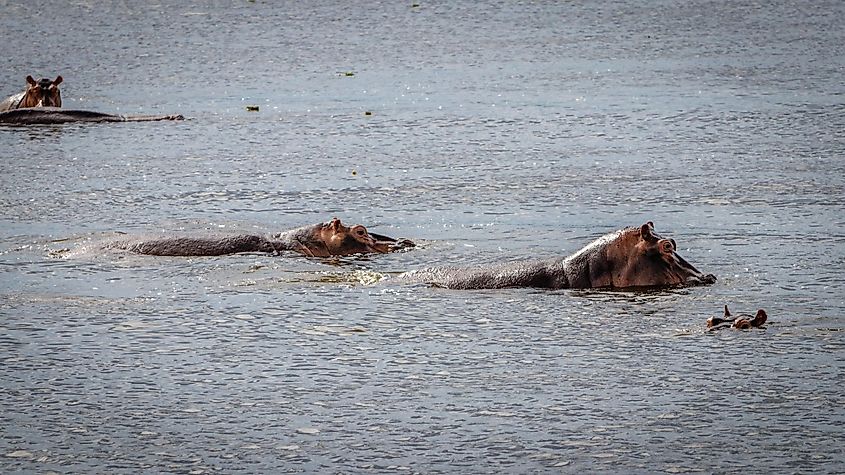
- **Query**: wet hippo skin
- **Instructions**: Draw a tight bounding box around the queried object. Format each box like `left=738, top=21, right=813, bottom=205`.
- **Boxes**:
left=0, top=107, right=184, bottom=124
left=401, top=222, right=716, bottom=290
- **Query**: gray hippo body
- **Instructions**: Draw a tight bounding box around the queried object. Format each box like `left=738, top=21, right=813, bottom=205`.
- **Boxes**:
left=400, top=222, right=716, bottom=290
left=0, top=92, right=28, bottom=112
left=108, top=219, right=413, bottom=258
left=0, top=107, right=184, bottom=124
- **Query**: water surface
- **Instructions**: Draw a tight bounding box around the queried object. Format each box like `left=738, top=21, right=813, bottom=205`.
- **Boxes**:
left=1, top=1, right=843, bottom=473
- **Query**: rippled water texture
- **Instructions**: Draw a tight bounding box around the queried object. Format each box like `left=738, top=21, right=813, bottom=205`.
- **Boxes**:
left=1, top=1, right=843, bottom=473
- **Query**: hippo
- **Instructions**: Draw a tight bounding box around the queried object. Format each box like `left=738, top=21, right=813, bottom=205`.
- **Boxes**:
left=0, top=107, right=184, bottom=124
left=0, top=75, right=63, bottom=111
left=707, top=305, right=768, bottom=330
left=107, top=218, right=414, bottom=257
left=399, top=222, right=716, bottom=290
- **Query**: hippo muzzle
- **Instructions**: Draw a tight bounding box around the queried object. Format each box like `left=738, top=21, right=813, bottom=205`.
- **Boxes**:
left=674, top=253, right=717, bottom=285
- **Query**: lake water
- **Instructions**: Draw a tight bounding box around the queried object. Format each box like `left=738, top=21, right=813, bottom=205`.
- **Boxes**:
left=1, top=1, right=843, bottom=473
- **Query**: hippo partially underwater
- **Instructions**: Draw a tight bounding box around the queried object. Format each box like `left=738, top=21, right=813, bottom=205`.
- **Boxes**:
left=0, top=75, right=183, bottom=123
left=0, top=75, right=63, bottom=111
left=400, top=222, right=716, bottom=289
left=707, top=306, right=768, bottom=330
left=107, top=218, right=414, bottom=257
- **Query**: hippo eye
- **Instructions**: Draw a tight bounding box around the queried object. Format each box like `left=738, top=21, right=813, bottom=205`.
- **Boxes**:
left=356, top=229, right=366, bottom=236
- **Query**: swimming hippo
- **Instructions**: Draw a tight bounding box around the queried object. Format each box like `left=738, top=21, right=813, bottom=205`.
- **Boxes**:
left=707, top=305, right=768, bottom=330
left=0, top=107, right=184, bottom=124
left=399, top=222, right=716, bottom=290
left=107, top=218, right=414, bottom=257
left=0, top=75, right=63, bottom=111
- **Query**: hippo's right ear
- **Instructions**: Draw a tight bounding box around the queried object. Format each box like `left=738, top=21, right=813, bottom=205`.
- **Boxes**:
left=26, top=75, right=37, bottom=86
left=53, top=75, right=63, bottom=86
left=724, top=305, right=731, bottom=317
left=639, top=222, right=656, bottom=242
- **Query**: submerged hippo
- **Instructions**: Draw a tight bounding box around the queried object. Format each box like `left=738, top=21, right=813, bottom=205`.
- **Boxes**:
left=0, top=75, right=63, bottom=111
left=0, top=107, right=184, bottom=124
left=707, top=305, right=768, bottom=330
left=400, top=222, right=716, bottom=290
left=108, top=218, right=414, bottom=257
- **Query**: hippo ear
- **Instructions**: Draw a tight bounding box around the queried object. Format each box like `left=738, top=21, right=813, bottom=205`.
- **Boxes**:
left=53, top=75, right=63, bottom=86
left=640, top=222, right=656, bottom=242
left=329, top=218, right=341, bottom=232
left=26, top=75, right=36, bottom=86
left=724, top=305, right=731, bottom=317
left=755, top=309, right=767, bottom=325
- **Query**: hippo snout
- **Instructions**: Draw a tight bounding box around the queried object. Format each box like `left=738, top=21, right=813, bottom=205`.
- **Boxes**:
left=687, top=273, right=717, bottom=285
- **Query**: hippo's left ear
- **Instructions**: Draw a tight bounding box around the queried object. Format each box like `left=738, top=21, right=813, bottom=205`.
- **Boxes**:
left=53, top=75, right=63, bottom=86
left=26, top=75, right=37, bottom=86
left=640, top=222, right=657, bottom=242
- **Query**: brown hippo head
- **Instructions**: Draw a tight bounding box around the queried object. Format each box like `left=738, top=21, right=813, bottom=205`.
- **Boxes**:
left=313, top=218, right=413, bottom=257
left=731, top=308, right=768, bottom=329
left=21, top=75, right=63, bottom=108
left=602, top=222, right=716, bottom=288
left=707, top=306, right=767, bottom=330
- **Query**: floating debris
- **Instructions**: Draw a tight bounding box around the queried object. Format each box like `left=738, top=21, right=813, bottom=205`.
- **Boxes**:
left=246, top=105, right=259, bottom=112
left=5, top=450, right=34, bottom=459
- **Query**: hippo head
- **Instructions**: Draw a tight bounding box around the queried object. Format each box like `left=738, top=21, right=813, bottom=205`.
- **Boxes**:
left=607, top=222, right=716, bottom=288
left=22, top=75, right=63, bottom=108
left=318, top=218, right=412, bottom=256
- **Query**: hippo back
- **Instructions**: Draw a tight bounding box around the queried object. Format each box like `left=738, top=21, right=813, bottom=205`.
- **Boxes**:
left=0, top=92, right=26, bottom=112
left=272, top=223, right=333, bottom=257
left=0, top=107, right=185, bottom=124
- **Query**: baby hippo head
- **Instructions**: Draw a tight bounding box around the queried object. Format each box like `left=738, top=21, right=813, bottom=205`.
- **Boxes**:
left=610, top=222, right=716, bottom=288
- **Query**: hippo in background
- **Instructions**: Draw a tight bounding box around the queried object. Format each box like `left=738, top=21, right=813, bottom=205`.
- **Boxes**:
left=399, top=222, right=716, bottom=290
left=0, top=75, right=183, bottom=124
left=0, top=75, right=63, bottom=111
left=107, top=218, right=414, bottom=257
